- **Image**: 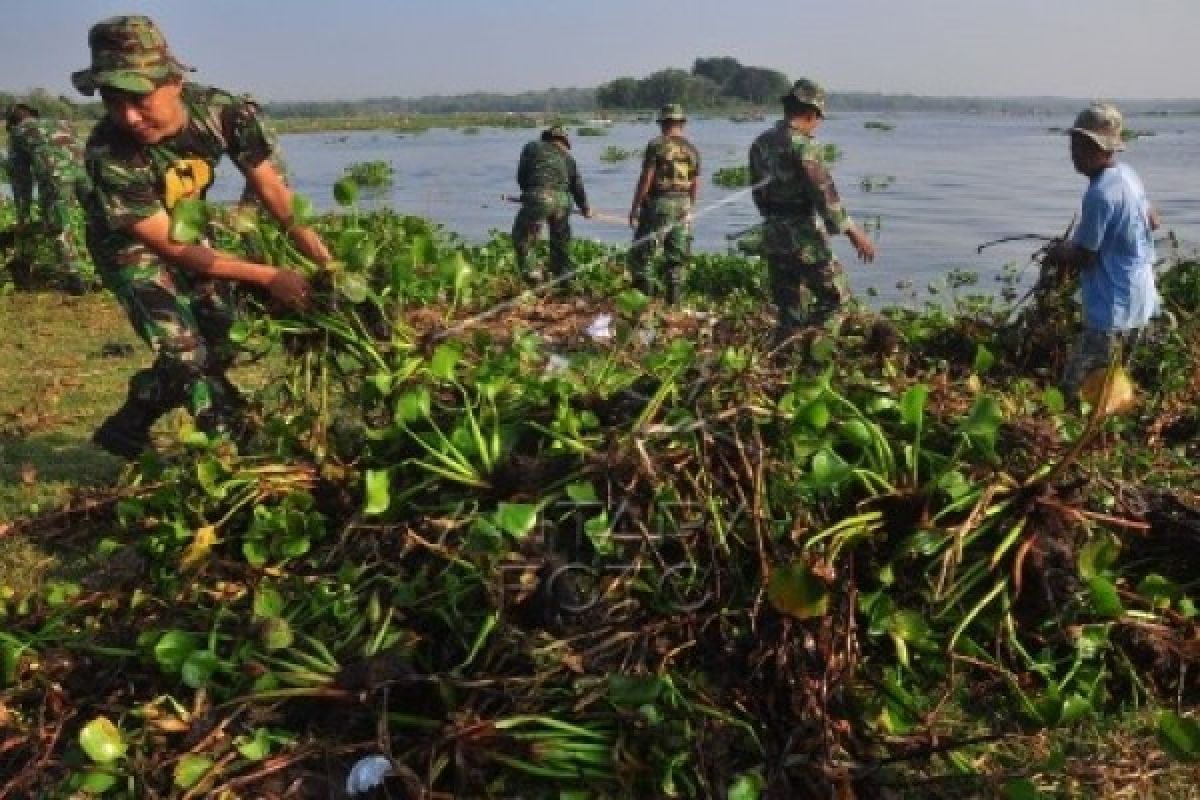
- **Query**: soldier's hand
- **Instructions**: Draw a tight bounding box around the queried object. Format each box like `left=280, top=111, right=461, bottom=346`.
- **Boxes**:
left=266, top=269, right=313, bottom=310
left=582, top=208, right=596, bottom=220
left=848, top=228, right=877, bottom=263
left=287, top=223, right=332, bottom=266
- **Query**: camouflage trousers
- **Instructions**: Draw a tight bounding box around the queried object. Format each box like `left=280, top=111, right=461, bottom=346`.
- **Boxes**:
left=1060, top=326, right=1143, bottom=399
left=512, top=189, right=573, bottom=280
left=762, top=216, right=849, bottom=341
left=629, top=195, right=692, bottom=304
left=27, top=176, right=91, bottom=279
left=99, top=246, right=241, bottom=425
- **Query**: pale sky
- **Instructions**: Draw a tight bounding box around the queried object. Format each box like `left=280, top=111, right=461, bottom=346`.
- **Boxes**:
left=1, top=0, right=1198, bottom=102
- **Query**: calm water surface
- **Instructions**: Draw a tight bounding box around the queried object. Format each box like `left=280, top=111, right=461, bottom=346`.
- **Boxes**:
left=207, top=112, right=1200, bottom=301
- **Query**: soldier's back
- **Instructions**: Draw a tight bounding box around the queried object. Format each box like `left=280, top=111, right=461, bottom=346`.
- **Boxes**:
left=749, top=121, right=828, bottom=213
left=518, top=140, right=570, bottom=192
left=646, top=134, right=700, bottom=195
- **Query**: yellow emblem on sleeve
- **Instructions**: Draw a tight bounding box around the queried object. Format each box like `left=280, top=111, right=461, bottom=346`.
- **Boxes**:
left=163, top=158, right=214, bottom=210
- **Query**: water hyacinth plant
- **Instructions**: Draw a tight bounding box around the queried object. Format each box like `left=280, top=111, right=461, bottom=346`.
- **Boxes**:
left=1, top=181, right=1198, bottom=798
left=343, top=159, right=395, bottom=188
left=712, top=164, right=752, bottom=188
left=599, top=145, right=637, bottom=163
left=860, top=174, right=897, bottom=192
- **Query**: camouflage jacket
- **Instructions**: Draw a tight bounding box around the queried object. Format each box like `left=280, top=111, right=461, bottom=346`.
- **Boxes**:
left=748, top=121, right=849, bottom=234
left=7, top=118, right=88, bottom=219
left=516, top=140, right=589, bottom=213
left=642, top=134, right=701, bottom=196
left=83, top=83, right=278, bottom=268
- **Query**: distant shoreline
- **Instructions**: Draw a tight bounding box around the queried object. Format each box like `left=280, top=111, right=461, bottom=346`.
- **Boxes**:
left=1, top=98, right=1197, bottom=147
left=262, top=106, right=1200, bottom=136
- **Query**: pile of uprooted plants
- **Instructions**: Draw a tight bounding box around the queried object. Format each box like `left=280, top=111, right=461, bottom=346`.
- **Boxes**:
left=2, top=197, right=1198, bottom=799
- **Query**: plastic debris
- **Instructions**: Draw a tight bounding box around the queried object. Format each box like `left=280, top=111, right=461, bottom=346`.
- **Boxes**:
left=586, top=313, right=614, bottom=341
left=346, top=754, right=393, bottom=796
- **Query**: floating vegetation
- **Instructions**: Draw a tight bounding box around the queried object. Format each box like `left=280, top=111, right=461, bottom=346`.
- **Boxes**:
left=1050, top=126, right=1156, bottom=142
left=3, top=189, right=1199, bottom=798
left=343, top=159, right=394, bottom=188
left=575, top=126, right=610, bottom=137
left=860, top=174, right=897, bottom=192
left=864, top=119, right=895, bottom=131
left=599, top=145, right=638, bottom=163
left=715, top=146, right=841, bottom=190
left=1122, top=128, right=1156, bottom=141
left=461, top=126, right=481, bottom=135
left=712, top=164, right=752, bottom=188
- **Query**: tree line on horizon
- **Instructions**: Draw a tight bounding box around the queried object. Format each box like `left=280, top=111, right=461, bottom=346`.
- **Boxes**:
left=3, top=72, right=1199, bottom=127
left=595, top=57, right=791, bottom=110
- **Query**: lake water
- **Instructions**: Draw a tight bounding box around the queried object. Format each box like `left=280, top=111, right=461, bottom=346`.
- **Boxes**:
left=208, top=112, right=1200, bottom=301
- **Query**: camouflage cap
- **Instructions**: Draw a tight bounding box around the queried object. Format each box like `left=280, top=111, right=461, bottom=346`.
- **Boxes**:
left=656, top=103, right=687, bottom=123
left=1069, top=102, right=1125, bottom=152
left=782, top=78, right=827, bottom=117
left=542, top=125, right=571, bottom=148
left=71, top=15, right=193, bottom=97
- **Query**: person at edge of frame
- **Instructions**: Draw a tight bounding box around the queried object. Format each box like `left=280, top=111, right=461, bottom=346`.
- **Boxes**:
left=511, top=125, right=593, bottom=285
left=748, top=78, right=877, bottom=348
left=1044, top=102, right=1164, bottom=403
left=71, top=14, right=331, bottom=460
left=626, top=102, right=701, bottom=305
left=5, top=103, right=94, bottom=294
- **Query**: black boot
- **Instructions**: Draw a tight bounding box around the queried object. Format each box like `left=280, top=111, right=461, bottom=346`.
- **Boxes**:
left=665, top=276, right=681, bottom=306
left=630, top=265, right=652, bottom=297
left=64, top=274, right=88, bottom=296
left=92, top=398, right=159, bottom=460
left=207, top=373, right=247, bottom=414
left=195, top=375, right=254, bottom=450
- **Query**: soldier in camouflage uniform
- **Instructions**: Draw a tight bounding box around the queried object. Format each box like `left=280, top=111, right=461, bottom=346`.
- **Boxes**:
left=5, top=104, right=93, bottom=293
left=72, top=15, right=330, bottom=459
left=749, top=79, right=876, bottom=344
left=512, top=125, right=593, bottom=282
left=627, top=103, right=701, bottom=305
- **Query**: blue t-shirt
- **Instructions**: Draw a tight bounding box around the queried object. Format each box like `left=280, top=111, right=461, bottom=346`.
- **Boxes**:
left=1072, top=162, right=1159, bottom=331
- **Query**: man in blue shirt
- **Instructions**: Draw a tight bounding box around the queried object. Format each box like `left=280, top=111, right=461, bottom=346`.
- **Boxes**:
left=1047, top=103, right=1162, bottom=399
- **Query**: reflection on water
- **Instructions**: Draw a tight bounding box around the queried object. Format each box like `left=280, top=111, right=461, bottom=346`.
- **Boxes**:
left=207, top=112, right=1200, bottom=301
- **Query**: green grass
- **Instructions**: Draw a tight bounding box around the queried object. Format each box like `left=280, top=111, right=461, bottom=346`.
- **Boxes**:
left=0, top=292, right=137, bottom=597
left=0, top=292, right=137, bottom=519
left=0, top=291, right=287, bottom=522
left=0, top=289, right=280, bottom=594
